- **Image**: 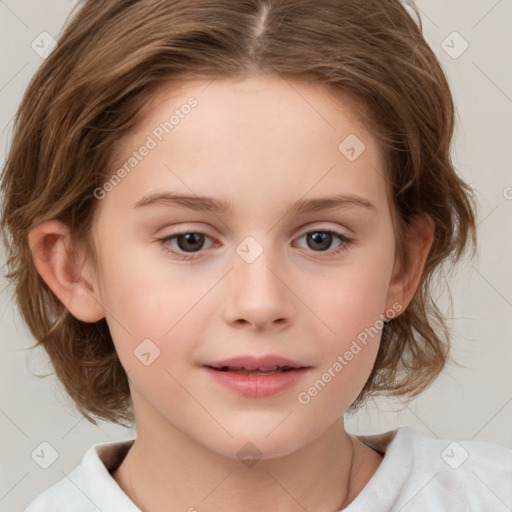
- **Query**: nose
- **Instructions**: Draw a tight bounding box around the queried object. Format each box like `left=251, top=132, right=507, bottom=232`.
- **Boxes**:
left=222, top=242, right=295, bottom=332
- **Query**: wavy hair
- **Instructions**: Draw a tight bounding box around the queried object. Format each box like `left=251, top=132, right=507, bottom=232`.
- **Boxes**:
left=0, top=0, right=477, bottom=424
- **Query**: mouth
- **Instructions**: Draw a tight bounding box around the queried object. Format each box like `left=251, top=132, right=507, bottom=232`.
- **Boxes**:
left=203, top=354, right=309, bottom=373
left=206, top=365, right=301, bottom=375
left=202, top=355, right=311, bottom=397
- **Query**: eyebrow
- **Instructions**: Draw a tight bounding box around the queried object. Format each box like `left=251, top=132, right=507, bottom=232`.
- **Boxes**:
left=132, top=192, right=377, bottom=215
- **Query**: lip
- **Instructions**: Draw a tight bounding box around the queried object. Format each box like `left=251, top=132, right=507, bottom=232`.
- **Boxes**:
left=202, top=354, right=311, bottom=397
left=204, top=354, right=306, bottom=371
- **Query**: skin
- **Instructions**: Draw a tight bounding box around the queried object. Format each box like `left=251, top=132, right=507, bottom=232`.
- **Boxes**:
left=29, top=75, right=433, bottom=511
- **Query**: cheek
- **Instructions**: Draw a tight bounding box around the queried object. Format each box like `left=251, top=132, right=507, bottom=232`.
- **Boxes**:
left=94, top=236, right=204, bottom=334
left=295, top=257, right=392, bottom=407
left=94, top=251, right=218, bottom=384
left=307, top=259, right=393, bottom=341
left=296, top=315, right=383, bottom=420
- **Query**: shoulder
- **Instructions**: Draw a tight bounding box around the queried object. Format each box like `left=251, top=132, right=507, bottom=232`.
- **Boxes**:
left=351, top=426, right=512, bottom=511
left=402, top=427, right=512, bottom=509
left=25, top=439, right=139, bottom=512
left=396, top=426, right=512, bottom=474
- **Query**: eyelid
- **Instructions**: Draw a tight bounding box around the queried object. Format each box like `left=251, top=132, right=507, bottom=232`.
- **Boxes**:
left=159, top=221, right=351, bottom=242
left=156, top=222, right=215, bottom=240
left=157, top=223, right=354, bottom=261
left=292, top=221, right=352, bottom=237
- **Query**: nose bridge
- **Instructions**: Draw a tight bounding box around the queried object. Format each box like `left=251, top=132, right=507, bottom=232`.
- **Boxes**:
left=223, top=234, right=294, bottom=328
left=234, top=233, right=284, bottom=298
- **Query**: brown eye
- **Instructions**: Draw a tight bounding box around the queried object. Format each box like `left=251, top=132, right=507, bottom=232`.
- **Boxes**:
left=294, top=229, right=353, bottom=258
left=174, top=233, right=206, bottom=252
left=158, top=231, right=214, bottom=260
left=306, top=231, right=334, bottom=251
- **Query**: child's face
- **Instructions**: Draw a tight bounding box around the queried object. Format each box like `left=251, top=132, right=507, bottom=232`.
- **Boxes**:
left=88, top=75, right=406, bottom=458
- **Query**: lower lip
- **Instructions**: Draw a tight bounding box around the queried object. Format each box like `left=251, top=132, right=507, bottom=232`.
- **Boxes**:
left=203, top=367, right=310, bottom=397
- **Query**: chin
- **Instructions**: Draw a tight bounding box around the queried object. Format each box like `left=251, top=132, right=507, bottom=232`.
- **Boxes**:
left=202, top=420, right=322, bottom=463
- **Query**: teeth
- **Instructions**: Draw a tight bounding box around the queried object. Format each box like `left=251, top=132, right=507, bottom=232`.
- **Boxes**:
left=215, top=365, right=295, bottom=373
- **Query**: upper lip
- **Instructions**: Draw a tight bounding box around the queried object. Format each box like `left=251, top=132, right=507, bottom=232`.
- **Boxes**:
left=203, top=355, right=309, bottom=371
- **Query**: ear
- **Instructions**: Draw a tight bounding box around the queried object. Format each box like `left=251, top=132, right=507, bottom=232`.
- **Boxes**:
left=28, top=220, right=105, bottom=323
left=385, top=215, right=434, bottom=315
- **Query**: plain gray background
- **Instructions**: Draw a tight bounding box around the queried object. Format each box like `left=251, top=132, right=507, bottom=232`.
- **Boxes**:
left=1, top=1, right=511, bottom=510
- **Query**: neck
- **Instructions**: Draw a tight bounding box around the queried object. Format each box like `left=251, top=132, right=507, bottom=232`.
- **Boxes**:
left=113, top=412, right=382, bottom=512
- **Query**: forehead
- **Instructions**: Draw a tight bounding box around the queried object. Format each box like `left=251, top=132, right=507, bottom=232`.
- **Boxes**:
left=131, top=74, right=374, bottom=142
left=100, top=74, right=389, bottom=219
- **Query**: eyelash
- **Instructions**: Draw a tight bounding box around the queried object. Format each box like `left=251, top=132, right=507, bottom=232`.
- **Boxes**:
left=156, top=229, right=354, bottom=261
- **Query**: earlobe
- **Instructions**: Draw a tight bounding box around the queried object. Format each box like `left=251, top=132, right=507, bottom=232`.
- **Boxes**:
left=386, top=215, right=435, bottom=315
left=28, top=220, right=105, bottom=323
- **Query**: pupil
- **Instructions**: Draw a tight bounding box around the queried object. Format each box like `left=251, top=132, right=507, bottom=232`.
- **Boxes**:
left=178, top=233, right=204, bottom=252
left=308, top=231, right=331, bottom=251
left=175, top=232, right=333, bottom=253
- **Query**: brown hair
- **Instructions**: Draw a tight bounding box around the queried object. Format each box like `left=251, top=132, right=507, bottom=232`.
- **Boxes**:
left=0, top=0, right=477, bottom=425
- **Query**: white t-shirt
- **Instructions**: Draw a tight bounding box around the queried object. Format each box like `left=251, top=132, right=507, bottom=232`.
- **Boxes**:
left=25, top=426, right=512, bottom=511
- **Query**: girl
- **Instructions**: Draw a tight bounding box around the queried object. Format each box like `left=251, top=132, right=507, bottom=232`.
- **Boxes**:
left=1, top=0, right=510, bottom=510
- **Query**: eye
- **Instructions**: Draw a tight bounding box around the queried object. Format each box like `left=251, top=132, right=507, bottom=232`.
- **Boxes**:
left=157, top=229, right=353, bottom=261
left=158, top=232, right=215, bottom=260
left=295, top=230, right=353, bottom=256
